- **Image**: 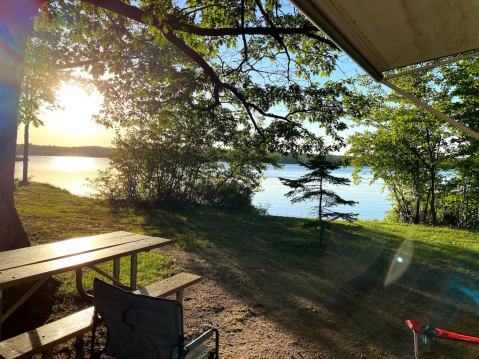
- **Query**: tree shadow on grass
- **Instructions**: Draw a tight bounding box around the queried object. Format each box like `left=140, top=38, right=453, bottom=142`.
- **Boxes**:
left=143, top=210, right=479, bottom=358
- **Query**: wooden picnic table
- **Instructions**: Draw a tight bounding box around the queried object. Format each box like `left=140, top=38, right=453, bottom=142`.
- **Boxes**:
left=0, top=231, right=172, bottom=339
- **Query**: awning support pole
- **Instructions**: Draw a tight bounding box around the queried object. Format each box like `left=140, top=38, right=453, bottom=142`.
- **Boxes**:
left=384, top=51, right=479, bottom=80
left=381, top=79, right=479, bottom=141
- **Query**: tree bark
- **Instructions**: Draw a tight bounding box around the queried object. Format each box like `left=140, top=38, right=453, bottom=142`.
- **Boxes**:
left=0, top=1, right=38, bottom=251
left=318, top=177, right=324, bottom=247
left=423, top=187, right=430, bottom=224
left=414, top=196, right=421, bottom=224
left=22, top=122, right=29, bottom=184
left=430, top=167, right=437, bottom=225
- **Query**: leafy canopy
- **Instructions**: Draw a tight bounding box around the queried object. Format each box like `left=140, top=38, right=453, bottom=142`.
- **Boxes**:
left=37, top=0, right=366, bottom=155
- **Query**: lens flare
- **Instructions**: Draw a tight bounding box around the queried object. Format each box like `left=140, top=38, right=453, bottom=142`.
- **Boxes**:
left=385, top=239, right=413, bottom=287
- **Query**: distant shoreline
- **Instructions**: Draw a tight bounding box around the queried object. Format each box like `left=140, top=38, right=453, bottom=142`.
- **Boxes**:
left=16, top=144, right=345, bottom=163
left=16, top=144, right=111, bottom=158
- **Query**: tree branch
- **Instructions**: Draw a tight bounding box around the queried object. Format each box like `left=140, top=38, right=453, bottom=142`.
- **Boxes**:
left=78, top=0, right=337, bottom=140
left=253, top=0, right=291, bottom=79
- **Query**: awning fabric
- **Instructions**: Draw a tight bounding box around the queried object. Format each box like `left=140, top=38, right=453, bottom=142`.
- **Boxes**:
left=289, top=0, right=479, bottom=81
left=288, top=0, right=479, bottom=140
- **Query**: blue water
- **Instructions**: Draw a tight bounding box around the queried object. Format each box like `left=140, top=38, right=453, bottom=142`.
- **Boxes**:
left=15, top=156, right=391, bottom=220
left=253, top=164, right=390, bottom=220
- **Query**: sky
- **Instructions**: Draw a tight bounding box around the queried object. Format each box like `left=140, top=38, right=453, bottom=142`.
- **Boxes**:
left=16, top=48, right=365, bottom=150
left=16, top=85, right=116, bottom=147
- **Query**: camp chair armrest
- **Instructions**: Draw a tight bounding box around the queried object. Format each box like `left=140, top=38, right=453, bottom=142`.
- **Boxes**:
left=184, top=328, right=219, bottom=354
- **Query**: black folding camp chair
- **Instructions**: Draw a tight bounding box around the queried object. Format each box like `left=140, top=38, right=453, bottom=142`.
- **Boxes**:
left=91, top=278, right=219, bottom=359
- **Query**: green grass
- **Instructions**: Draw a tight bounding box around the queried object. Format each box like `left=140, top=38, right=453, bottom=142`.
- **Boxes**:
left=14, top=182, right=479, bottom=281
left=12, top=181, right=479, bottom=358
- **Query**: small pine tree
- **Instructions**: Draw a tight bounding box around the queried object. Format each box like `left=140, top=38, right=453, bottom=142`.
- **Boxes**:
left=279, top=155, right=358, bottom=247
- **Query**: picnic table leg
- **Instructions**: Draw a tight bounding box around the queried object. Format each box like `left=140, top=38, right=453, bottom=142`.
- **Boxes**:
left=0, top=289, right=2, bottom=340
left=176, top=289, right=184, bottom=304
left=130, top=253, right=137, bottom=291
left=0, top=277, right=50, bottom=340
left=113, top=258, right=120, bottom=280
left=41, top=348, right=53, bottom=359
left=76, top=268, right=93, bottom=301
left=75, top=333, right=85, bottom=359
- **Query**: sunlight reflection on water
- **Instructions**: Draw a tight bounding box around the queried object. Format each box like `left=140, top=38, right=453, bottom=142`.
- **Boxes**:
left=15, top=156, right=109, bottom=196
left=50, top=156, right=95, bottom=172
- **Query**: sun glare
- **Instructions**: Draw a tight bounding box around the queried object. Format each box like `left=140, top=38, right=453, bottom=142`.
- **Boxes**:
left=60, top=85, right=89, bottom=108
left=51, top=156, right=95, bottom=172
left=52, top=235, right=97, bottom=257
left=52, top=84, right=105, bottom=137
left=18, top=82, right=114, bottom=147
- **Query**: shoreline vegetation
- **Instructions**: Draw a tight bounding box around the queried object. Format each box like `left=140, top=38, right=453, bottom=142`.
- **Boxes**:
left=12, top=181, right=479, bottom=358
left=16, top=144, right=344, bottom=164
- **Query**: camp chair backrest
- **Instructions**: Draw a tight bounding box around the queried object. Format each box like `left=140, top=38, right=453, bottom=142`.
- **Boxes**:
left=93, top=278, right=184, bottom=359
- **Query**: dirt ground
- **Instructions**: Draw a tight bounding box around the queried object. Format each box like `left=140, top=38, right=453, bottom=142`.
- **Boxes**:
left=152, top=244, right=479, bottom=359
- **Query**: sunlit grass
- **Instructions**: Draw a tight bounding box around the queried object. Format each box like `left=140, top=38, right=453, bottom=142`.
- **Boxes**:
left=53, top=252, right=176, bottom=311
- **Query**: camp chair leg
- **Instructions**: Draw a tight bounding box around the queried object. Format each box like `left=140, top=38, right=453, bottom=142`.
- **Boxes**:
left=413, top=330, right=419, bottom=359
left=41, top=348, right=53, bottom=359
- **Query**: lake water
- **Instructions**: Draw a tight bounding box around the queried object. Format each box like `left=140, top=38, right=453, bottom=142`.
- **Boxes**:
left=15, top=156, right=391, bottom=220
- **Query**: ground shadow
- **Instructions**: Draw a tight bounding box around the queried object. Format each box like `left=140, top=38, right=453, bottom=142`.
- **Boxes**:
left=2, top=277, right=61, bottom=340
left=143, top=209, right=479, bottom=359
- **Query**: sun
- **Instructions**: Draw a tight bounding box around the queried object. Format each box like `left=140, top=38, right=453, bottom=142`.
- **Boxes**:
left=59, top=85, right=89, bottom=108
left=52, top=84, right=105, bottom=137
left=19, top=83, right=115, bottom=147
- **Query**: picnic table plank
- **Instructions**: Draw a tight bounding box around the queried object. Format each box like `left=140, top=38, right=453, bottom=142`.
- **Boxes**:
left=0, top=231, right=151, bottom=272
left=0, top=307, right=95, bottom=359
left=135, top=273, right=202, bottom=297
left=0, top=237, right=172, bottom=290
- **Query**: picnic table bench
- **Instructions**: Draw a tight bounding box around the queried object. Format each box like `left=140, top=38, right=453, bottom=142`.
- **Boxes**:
left=0, top=232, right=203, bottom=359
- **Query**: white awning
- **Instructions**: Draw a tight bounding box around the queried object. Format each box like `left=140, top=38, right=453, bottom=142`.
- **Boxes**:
left=290, top=0, right=479, bottom=80
left=289, top=0, right=479, bottom=139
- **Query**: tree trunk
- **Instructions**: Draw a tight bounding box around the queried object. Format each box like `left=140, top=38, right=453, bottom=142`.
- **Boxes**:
left=414, top=196, right=421, bottom=224
left=423, top=188, right=430, bottom=224
left=0, top=1, right=38, bottom=251
left=22, top=121, right=29, bottom=184
left=430, top=167, right=437, bottom=225
left=318, top=177, right=324, bottom=247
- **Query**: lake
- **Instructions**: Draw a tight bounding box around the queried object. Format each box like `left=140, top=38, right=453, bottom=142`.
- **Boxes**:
left=15, top=156, right=391, bottom=220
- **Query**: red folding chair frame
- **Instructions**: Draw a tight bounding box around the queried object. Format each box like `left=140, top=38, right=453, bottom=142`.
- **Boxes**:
left=406, top=320, right=479, bottom=358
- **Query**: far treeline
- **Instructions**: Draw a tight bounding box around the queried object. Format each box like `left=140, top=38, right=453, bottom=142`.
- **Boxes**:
left=16, top=144, right=111, bottom=158
left=15, top=145, right=342, bottom=164
left=278, top=154, right=343, bottom=164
